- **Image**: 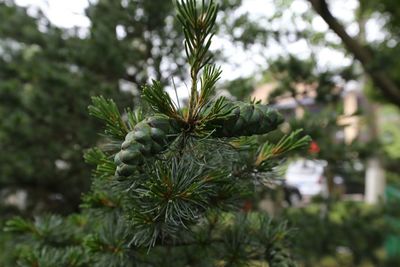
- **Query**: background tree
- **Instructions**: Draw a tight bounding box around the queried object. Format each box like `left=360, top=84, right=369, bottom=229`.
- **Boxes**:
left=308, top=0, right=400, bottom=107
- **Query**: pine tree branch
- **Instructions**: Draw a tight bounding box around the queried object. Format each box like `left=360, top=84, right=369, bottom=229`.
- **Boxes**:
left=142, top=80, right=182, bottom=121
left=255, top=129, right=311, bottom=166
left=176, top=0, right=219, bottom=121
left=88, top=96, right=129, bottom=140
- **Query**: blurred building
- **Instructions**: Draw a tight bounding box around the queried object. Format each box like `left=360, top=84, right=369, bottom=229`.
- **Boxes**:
left=251, top=82, right=363, bottom=144
left=252, top=82, right=389, bottom=203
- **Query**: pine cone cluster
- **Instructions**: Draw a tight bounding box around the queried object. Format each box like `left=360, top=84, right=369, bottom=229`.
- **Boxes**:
left=115, top=116, right=181, bottom=176
left=115, top=102, right=283, bottom=177
left=211, top=102, right=284, bottom=137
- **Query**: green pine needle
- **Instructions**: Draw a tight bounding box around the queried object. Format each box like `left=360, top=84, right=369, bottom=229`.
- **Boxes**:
left=84, top=148, right=116, bottom=179
left=125, top=107, right=144, bottom=131
left=196, top=96, right=233, bottom=131
left=88, top=96, right=129, bottom=140
left=4, top=217, right=35, bottom=234
left=194, top=64, right=222, bottom=116
left=142, top=80, right=181, bottom=120
left=256, top=129, right=311, bottom=165
left=176, top=0, right=219, bottom=121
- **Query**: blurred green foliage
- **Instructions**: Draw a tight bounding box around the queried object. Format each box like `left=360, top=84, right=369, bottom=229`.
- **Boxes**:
left=284, top=200, right=400, bottom=267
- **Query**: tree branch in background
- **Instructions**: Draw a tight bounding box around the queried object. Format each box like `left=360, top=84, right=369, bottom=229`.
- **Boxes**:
left=308, top=0, right=400, bottom=107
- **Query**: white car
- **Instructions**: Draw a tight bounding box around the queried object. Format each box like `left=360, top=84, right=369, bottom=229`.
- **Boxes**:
left=285, top=159, right=328, bottom=197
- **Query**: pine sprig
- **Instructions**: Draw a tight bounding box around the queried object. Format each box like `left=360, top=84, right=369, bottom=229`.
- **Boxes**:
left=125, top=156, right=235, bottom=247
left=4, top=217, right=36, bottom=234
left=193, top=64, right=222, bottom=117
left=142, top=80, right=181, bottom=120
left=88, top=96, right=129, bottom=140
left=255, top=129, right=311, bottom=166
left=83, top=215, right=129, bottom=262
left=146, top=1, right=222, bottom=128
left=5, top=214, right=77, bottom=246
left=84, top=148, right=116, bottom=180
left=195, top=96, right=233, bottom=132
left=176, top=0, right=218, bottom=71
left=176, top=0, right=219, bottom=121
left=17, top=246, right=89, bottom=267
left=125, top=107, right=144, bottom=131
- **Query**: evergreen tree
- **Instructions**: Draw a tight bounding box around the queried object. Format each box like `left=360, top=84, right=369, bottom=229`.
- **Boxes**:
left=5, top=1, right=310, bottom=266
left=0, top=1, right=106, bottom=215
left=0, top=0, right=251, bottom=216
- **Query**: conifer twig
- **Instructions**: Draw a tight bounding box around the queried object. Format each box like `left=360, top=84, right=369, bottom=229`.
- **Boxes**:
left=176, top=0, right=219, bottom=122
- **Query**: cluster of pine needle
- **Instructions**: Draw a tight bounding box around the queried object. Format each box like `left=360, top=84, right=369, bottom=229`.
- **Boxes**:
left=5, top=1, right=310, bottom=266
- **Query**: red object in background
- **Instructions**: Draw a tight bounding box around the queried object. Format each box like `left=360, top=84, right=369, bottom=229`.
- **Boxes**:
left=242, top=200, right=253, bottom=212
left=308, top=140, right=320, bottom=154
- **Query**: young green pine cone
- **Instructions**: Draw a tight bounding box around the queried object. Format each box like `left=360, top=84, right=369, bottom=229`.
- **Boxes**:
left=266, top=245, right=296, bottom=267
left=210, top=102, right=284, bottom=137
left=115, top=116, right=181, bottom=176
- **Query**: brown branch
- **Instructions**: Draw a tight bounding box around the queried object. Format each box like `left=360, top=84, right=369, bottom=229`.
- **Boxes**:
left=308, top=0, right=400, bottom=107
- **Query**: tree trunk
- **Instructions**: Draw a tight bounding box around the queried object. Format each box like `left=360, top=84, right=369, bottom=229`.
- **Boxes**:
left=308, top=0, right=400, bottom=108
